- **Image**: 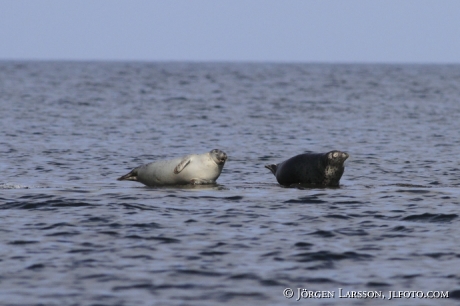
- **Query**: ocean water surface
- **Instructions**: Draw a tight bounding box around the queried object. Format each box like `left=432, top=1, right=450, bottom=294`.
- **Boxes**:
left=1, top=61, right=460, bottom=305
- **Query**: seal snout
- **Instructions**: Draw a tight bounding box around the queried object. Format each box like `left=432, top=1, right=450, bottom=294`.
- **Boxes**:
left=218, top=152, right=228, bottom=163
left=211, top=149, right=227, bottom=164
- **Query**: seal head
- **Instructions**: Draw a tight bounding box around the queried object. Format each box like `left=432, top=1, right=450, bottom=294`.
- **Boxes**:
left=210, top=149, right=227, bottom=165
left=265, top=150, right=349, bottom=187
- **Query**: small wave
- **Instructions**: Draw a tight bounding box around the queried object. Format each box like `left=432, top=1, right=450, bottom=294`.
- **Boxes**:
left=200, top=251, right=228, bottom=256
left=45, top=231, right=80, bottom=237
left=163, top=96, right=188, bottom=102
left=259, top=279, right=284, bottom=286
left=421, top=252, right=457, bottom=259
left=175, top=269, right=223, bottom=277
left=284, top=196, right=327, bottom=204
left=303, top=277, right=338, bottom=284
left=294, top=242, right=314, bottom=249
left=205, top=291, right=269, bottom=303
left=335, top=228, right=369, bottom=236
left=130, top=222, right=162, bottom=229
left=120, top=203, right=159, bottom=211
left=0, top=183, right=30, bottom=189
left=228, top=273, right=259, bottom=280
left=401, top=213, right=457, bottom=223
left=41, top=222, right=75, bottom=230
left=112, top=283, right=156, bottom=291
left=333, top=200, right=363, bottom=204
left=124, top=235, right=180, bottom=243
left=450, top=290, right=460, bottom=299
left=309, top=230, right=336, bottom=238
left=291, top=250, right=373, bottom=262
left=8, top=240, right=39, bottom=245
left=366, top=281, right=391, bottom=287
left=396, top=189, right=431, bottom=194
left=0, top=183, right=82, bottom=190
left=26, top=263, right=46, bottom=270
left=0, top=199, right=92, bottom=210
left=388, top=225, right=414, bottom=232
left=325, top=214, right=351, bottom=220
left=392, top=183, right=430, bottom=188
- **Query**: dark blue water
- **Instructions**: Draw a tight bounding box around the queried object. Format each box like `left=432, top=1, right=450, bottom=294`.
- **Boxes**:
left=1, top=61, right=460, bottom=305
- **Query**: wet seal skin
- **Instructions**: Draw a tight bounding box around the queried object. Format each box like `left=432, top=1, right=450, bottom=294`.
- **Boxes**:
left=118, top=149, right=227, bottom=186
left=265, top=150, right=349, bottom=187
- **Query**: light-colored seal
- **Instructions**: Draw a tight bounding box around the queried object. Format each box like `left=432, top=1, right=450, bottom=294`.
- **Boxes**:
left=117, top=149, right=227, bottom=186
left=265, top=150, right=349, bottom=187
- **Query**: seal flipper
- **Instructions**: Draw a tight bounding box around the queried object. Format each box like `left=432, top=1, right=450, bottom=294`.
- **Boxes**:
left=265, top=164, right=278, bottom=175
left=174, top=157, right=191, bottom=174
left=117, top=167, right=139, bottom=181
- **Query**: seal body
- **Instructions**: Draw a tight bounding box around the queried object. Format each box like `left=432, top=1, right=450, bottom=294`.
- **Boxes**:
left=118, top=149, right=227, bottom=186
left=265, top=151, right=349, bottom=187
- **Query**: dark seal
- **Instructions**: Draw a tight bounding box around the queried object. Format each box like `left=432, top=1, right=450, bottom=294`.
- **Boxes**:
left=265, top=150, right=349, bottom=187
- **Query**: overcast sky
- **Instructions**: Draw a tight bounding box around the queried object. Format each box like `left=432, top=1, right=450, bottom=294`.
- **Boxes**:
left=1, top=0, right=459, bottom=63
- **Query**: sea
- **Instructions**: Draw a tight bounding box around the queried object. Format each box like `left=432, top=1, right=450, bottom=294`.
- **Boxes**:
left=0, top=61, right=459, bottom=306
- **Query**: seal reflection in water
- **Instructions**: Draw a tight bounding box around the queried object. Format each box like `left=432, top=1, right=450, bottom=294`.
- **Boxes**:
left=265, top=150, right=349, bottom=187
left=117, top=149, right=227, bottom=187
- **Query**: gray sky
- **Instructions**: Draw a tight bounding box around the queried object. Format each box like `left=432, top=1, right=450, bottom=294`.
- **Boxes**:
left=1, top=0, right=459, bottom=63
